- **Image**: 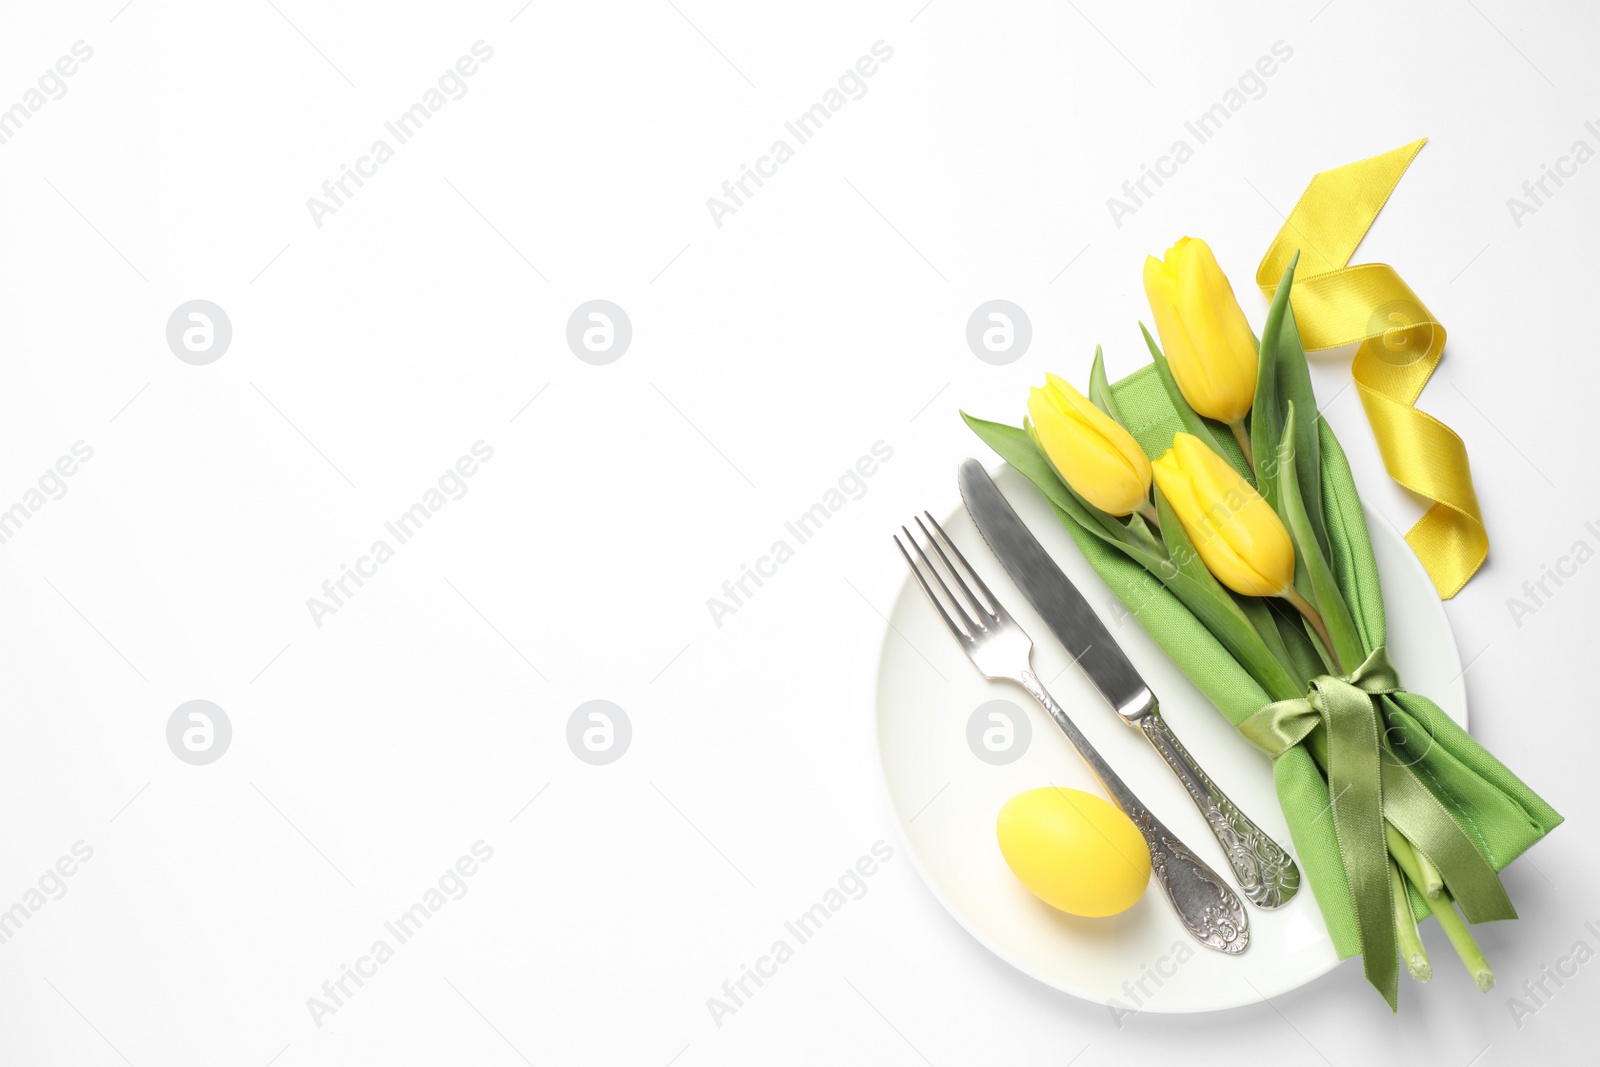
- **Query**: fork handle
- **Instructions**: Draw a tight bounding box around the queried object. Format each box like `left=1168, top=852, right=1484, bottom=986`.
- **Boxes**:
left=1018, top=668, right=1248, bottom=955
left=1137, top=709, right=1301, bottom=909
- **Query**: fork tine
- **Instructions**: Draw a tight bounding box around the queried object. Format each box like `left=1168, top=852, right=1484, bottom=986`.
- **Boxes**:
left=914, top=515, right=990, bottom=623
left=894, top=532, right=969, bottom=643
left=901, top=523, right=982, bottom=636
left=900, top=524, right=982, bottom=637
left=921, top=511, right=1010, bottom=623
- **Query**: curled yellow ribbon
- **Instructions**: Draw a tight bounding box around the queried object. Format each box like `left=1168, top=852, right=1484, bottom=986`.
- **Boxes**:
left=1257, top=139, right=1486, bottom=598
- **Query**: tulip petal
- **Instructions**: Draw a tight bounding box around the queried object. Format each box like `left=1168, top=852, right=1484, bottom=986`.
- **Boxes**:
left=1028, top=375, right=1152, bottom=517
left=1144, top=255, right=1203, bottom=396
left=1156, top=434, right=1295, bottom=597
left=1190, top=238, right=1260, bottom=384
left=1146, top=237, right=1259, bottom=423
left=1153, top=448, right=1263, bottom=592
left=1049, top=373, right=1154, bottom=486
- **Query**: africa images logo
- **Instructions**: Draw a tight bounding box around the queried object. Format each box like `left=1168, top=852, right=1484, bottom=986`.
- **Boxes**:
left=704, top=41, right=894, bottom=228
left=304, top=42, right=495, bottom=228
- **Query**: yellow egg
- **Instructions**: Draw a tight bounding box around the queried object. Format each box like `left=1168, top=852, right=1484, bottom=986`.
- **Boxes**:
left=996, top=787, right=1151, bottom=917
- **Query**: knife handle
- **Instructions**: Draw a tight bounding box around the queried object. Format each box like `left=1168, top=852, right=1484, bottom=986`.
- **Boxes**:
left=1136, top=709, right=1301, bottom=910
left=1017, top=667, right=1248, bottom=954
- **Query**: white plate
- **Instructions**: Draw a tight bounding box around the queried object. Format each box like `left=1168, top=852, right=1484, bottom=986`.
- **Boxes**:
left=873, top=463, right=1465, bottom=1013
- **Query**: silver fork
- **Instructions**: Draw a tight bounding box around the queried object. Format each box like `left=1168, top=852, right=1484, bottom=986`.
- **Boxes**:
left=896, top=512, right=1248, bottom=955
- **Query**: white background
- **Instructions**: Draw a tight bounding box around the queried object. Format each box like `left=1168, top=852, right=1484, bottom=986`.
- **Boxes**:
left=1, top=0, right=1596, bottom=1064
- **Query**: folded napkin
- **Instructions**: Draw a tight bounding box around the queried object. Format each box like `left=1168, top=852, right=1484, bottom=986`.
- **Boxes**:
left=987, top=363, right=1562, bottom=963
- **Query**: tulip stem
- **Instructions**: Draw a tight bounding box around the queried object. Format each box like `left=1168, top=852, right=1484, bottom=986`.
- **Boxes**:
left=1227, top=419, right=1255, bottom=471
left=1415, top=851, right=1446, bottom=898
left=1138, top=501, right=1161, bottom=530
left=1387, top=824, right=1494, bottom=991
left=1282, top=586, right=1343, bottom=674
left=1391, top=860, right=1432, bottom=982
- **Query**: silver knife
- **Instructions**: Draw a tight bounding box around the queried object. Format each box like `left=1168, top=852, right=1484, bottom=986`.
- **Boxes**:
left=958, top=459, right=1300, bottom=909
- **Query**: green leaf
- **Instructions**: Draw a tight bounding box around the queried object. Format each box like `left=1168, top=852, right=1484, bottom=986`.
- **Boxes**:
left=1290, top=557, right=1338, bottom=675
left=1088, top=345, right=1125, bottom=424
left=1258, top=254, right=1329, bottom=560
left=1252, top=262, right=1290, bottom=510
left=1270, top=599, right=1325, bottom=684
left=1238, top=593, right=1301, bottom=688
left=1279, top=299, right=1328, bottom=558
left=1277, top=403, right=1366, bottom=670
left=1123, top=511, right=1162, bottom=553
left=1138, top=323, right=1247, bottom=478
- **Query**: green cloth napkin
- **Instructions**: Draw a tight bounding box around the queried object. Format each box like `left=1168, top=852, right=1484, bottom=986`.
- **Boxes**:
left=1024, top=364, right=1562, bottom=958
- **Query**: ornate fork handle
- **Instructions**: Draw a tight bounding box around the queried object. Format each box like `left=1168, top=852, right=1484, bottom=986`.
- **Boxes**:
left=1137, top=710, right=1300, bottom=909
left=1019, top=669, right=1248, bottom=954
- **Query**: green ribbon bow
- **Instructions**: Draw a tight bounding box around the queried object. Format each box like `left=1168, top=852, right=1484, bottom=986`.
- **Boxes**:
left=1238, top=647, right=1516, bottom=1008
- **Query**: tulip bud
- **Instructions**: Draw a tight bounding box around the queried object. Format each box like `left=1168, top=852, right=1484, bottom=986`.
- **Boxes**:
left=1143, top=237, right=1259, bottom=424
left=1027, top=373, right=1152, bottom=517
left=1152, top=433, right=1294, bottom=597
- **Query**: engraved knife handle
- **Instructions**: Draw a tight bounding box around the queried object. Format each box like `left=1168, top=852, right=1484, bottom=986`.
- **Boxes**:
left=1018, top=668, right=1248, bottom=954
left=1137, top=708, right=1300, bottom=910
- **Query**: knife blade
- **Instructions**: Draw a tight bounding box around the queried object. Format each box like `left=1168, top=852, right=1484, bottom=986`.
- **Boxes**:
left=957, top=459, right=1155, bottom=722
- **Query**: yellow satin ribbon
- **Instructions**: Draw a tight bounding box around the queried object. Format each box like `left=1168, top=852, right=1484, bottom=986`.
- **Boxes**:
left=1257, top=139, right=1486, bottom=598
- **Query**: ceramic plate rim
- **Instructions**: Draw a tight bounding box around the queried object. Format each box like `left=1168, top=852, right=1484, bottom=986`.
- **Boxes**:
left=870, top=464, right=1466, bottom=1013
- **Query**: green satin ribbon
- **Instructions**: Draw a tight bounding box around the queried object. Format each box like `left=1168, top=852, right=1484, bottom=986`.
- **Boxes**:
left=1238, top=647, right=1515, bottom=1008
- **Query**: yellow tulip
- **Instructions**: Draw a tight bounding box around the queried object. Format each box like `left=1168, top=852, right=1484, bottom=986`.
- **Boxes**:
left=1143, top=237, right=1259, bottom=426
left=1027, top=373, right=1152, bottom=517
left=1151, top=433, right=1294, bottom=597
